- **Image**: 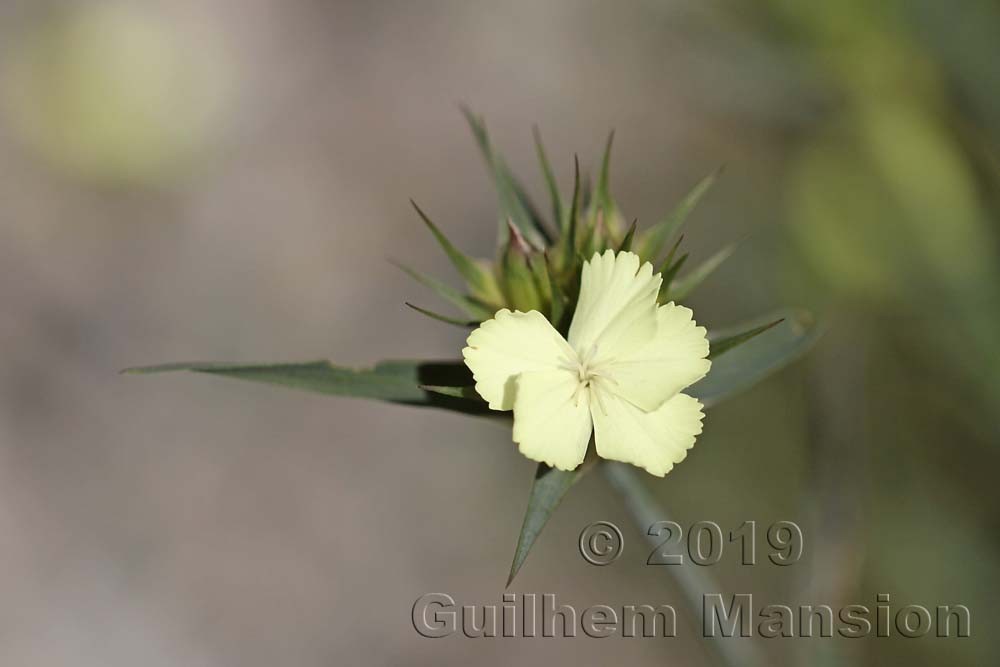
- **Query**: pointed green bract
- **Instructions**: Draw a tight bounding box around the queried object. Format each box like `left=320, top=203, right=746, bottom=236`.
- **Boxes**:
left=708, top=318, right=784, bottom=360
left=594, top=130, right=616, bottom=225
left=658, top=252, right=689, bottom=301
left=580, top=171, right=593, bottom=213
left=690, top=310, right=821, bottom=408
left=655, top=234, right=684, bottom=274
left=579, top=208, right=606, bottom=257
left=507, top=459, right=594, bottom=586
left=405, top=302, right=478, bottom=328
left=618, top=218, right=637, bottom=252
left=561, top=156, right=582, bottom=269
left=391, top=260, right=495, bottom=320
left=638, top=168, right=721, bottom=262
left=670, top=243, right=737, bottom=301
left=410, top=200, right=502, bottom=305
left=461, top=107, right=551, bottom=248
left=533, top=126, right=564, bottom=232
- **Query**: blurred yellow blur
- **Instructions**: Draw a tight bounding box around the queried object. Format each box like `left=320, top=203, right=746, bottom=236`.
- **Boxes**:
left=2, top=3, right=232, bottom=184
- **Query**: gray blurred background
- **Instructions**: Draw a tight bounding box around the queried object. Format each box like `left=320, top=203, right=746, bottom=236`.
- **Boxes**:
left=1, top=1, right=998, bottom=665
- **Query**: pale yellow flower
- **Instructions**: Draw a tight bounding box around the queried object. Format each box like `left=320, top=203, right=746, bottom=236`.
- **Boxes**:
left=463, top=250, right=711, bottom=476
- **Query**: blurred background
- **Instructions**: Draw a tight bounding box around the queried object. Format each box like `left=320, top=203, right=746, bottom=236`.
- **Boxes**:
left=0, top=0, right=997, bottom=665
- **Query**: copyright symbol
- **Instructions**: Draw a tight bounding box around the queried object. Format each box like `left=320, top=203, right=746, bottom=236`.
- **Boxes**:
left=579, top=521, right=623, bottom=566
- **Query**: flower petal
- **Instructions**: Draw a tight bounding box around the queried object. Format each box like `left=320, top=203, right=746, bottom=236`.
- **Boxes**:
left=567, top=250, right=661, bottom=363
left=600, top=302, right=711, bottom=412
left=591, top=390, right=704, bottom=477
left=463, top=309, right=575, bottom=410
left=512, top=369, right=593, bottom=471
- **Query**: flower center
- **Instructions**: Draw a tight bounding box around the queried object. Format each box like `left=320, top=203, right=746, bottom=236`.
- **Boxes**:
left=559, top=344, right=617, bottom=409
left=576, top=358, right=598, bottom=386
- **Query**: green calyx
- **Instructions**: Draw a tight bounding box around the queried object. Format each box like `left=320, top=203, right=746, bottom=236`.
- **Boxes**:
left=404, top=111, right=729, bottom=329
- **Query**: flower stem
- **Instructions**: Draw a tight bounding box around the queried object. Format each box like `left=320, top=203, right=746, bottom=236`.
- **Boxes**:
left=601, top=461, right=767, bottom=667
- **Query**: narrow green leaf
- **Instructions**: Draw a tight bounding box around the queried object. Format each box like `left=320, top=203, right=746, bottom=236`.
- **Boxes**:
left=508, top=457, right=596, bottom=586
left=580, top=207, right=606, bottom=257
left=405, top=302, right=477, bottom=328
left=562, top=156, right=581, bottom=269
left=691, top=310, right=822, bottom=408
left=419, top=384, right=483, bottom=402
left=410, top=200, right=500, bottom=303
left=708, top=318, right=784, bottom=360
left=391, top=260, right=494, bottom=320
left=123, top=359, right=497, bottom=416
left=670, top=243, right=737, bottom=301
left=638, top=168, right=722, bottom=262
left=655, top=234, right=684, bottom=274
left=533, top=126, right=564, bottom=232
left=460, top=107, right=552, bottom=247
left=658, top=252, right=689, bottom=301
left=580, top=171, right=593, bottom=213
left=618, top=218, right=637, bottom=252
left=594, top=130, right=616, bottom=217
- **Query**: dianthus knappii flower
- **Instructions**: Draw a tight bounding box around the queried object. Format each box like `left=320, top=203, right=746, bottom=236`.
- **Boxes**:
left=463, top=250, right=710, bottom=476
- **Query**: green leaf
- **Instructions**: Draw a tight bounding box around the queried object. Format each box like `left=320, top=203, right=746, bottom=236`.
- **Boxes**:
left=658, top=252, right=689, bottom=301
left=691, top=310, right=822, bottom=408
left=419, top=384, right=483, bottom=402
left=410, top=200, right=501, bottom=304
left=638, top=168, right=721, bottom=262
left=533, top=126, right=564, bottom=232
left=562, top=156, right=582, bottom=269
left=579, top=207, right=606, bottom=257
left=508, top=458, right=595, bottom=586
left=460, top=107, right=552, bottom=247
left=404, top=302, right=477, bottom=328
left=391, top=260, right=494, bottom=320
left=594, top=130, right=616, bottom=219
left=670, top=243, right=737, bottom=301
left=123, top=359, right=496, bottom=416
left=580, top=171, right=593, bottom=213
left=655, top=234, right=684, bottom=274
left=708, top=318, right=784, bottom=360
left=618, top=218, right=637, bottom=252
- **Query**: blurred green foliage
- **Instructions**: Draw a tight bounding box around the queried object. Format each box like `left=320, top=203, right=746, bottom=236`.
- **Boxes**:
left=683, top=2, right=1000, bottom=664
left=776, top=0, right=1000, bottom=419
